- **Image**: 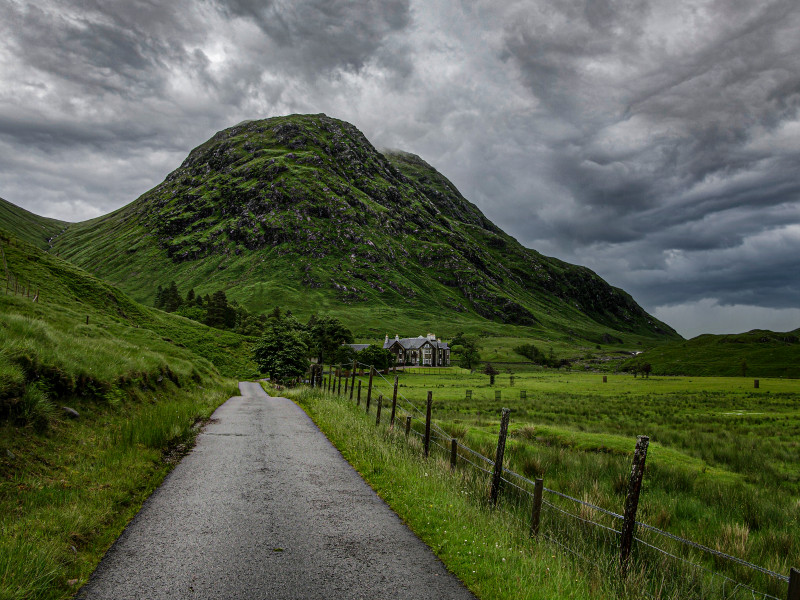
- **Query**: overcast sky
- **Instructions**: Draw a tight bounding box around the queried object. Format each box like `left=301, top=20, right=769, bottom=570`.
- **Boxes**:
left=2, top=0, right=799, bottom=338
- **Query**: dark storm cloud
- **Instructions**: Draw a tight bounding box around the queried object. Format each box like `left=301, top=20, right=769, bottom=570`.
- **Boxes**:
left=0, top=0, right=798, bottom=336
left=213, top=0, right=412, bottom=74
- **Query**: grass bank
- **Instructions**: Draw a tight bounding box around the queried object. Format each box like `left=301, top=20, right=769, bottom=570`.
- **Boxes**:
left=0, top=378, right=237, bottom=600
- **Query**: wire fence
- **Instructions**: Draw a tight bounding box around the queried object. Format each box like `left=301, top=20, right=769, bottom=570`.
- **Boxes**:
left=311, top=361, right=797, bottom=600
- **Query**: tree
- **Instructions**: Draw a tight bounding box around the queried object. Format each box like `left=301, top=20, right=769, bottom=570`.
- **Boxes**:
left=357, top=345, right=394, bottom=371
left=642, top=363, right=652, bottom=379
left=253, top=319, right=309, bottom=384
left=205, top=290, right=235, bottom=329
left=483, top=362, right=499, bottom=385
left=451, top=333, right=481, bottom=371
left=331, top=344, right=357, bottom=367
left=307, top=316, right=353, bottom=364
left=162, top=281, right=183, bottom=312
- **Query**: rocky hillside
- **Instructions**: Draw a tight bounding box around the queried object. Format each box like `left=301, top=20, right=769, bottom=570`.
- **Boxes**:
left=47, top=114, right=677, bottom=340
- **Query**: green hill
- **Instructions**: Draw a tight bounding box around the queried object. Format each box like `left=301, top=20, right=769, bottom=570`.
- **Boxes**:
left=0, top=196, right=67, bottom=250
left=624, top=329, right=800, bottom=377
left=44, top=113, right=677, bottom=347
left=0, top=228, right=256, bottom=416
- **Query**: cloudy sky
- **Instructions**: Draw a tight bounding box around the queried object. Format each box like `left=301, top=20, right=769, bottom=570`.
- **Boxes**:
left=1, top=0, right=799, bottom=337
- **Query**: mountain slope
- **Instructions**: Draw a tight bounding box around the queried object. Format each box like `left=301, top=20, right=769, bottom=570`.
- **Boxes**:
left=47, top=114, right=677, bottom=342
left=0, top=197, right=67, bottom=250
left=624, top=329, right=800, bottom=377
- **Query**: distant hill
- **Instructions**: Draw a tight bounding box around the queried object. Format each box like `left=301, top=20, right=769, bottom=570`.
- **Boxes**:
left=8, top=114, right=678, bottom=345
left=624, top=329, right=800, bottom=377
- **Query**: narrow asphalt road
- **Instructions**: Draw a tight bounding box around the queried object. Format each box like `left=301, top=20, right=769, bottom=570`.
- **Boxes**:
left=77, top=382, right=478, bottom=599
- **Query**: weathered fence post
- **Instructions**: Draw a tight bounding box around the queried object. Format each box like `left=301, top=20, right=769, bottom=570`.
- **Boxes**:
left=337, top=365, right=343, bottom=395
left=405, top=415, right=412, bottom=437
left=490, top=408, right=511, bottom=506
left=787, top=568, right=800, bottom=600
left=530, top=478, right=543, bottom=537
left=366, top=366, right=374, bottom=411
left=465, top=389, right=472, bottom=400
left=327, top=367, right=332, bottom=392
left=356, top=379, right=362, bottom=406
left=390, top=375, right=398, bottom=427
left=344, top=372, right=349, bottom=395
left=375, top=394, right=383, bottom=425
left=620, top=435, right=650, bottom=574
left=86, top=315, right=89, bottom=325
left=754, top=379, right=760, bottom=389
left=350, top=360, right=357, bottom=400
left=603, top=375, right=608, bottom=383
left=520, top=390, right=527, bottom=400
left=424, top=391, right=433, bottom=457
left=450, top=438, right=458, bottom=470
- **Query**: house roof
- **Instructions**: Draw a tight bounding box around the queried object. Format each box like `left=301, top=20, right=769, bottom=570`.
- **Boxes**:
left=384, top=336, right=449, bottom=350
left=346, top=344, right=371, bottom=352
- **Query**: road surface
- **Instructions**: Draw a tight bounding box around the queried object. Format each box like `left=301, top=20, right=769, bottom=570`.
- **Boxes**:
left=77, top=382, right=478, bottom=599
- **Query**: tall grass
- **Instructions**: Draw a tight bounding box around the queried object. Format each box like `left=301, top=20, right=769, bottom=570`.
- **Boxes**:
left=290, top=374, right=798, bottom=599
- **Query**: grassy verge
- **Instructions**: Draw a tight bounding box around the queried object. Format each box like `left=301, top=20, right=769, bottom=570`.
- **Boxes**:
left=278, top=384, right=633, bottom=600
left=0, top=377, right=237, bottom=600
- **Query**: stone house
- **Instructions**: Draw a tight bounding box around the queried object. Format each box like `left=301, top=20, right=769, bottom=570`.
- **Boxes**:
left=383, top=333, right=450, bottom=367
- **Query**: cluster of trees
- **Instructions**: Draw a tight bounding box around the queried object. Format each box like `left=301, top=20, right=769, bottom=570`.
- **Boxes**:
left=154, top=281, right=267, bottom=335
left=513, top=343, right=571, bottom=369
left=252, top=313, right=400, bottom=383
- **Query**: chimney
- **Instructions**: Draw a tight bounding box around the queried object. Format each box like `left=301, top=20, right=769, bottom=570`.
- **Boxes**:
left=395, top=334, right=399, bottom=340
left=385, top=334, right=389, bottom=344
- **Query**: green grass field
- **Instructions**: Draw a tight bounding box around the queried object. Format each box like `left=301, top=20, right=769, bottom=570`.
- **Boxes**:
left=345, top=368, right=800, bottom=590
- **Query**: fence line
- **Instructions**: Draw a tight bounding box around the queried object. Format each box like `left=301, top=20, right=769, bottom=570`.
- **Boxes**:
left=315, top=362, right=795, bottom=600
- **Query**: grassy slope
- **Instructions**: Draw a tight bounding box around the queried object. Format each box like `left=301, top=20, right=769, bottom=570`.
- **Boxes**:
left=48, top=114, right=678, bottom=349
left=0, top=197, right=67, bottom=250
left=623, top=329, right=800, bottom=377
left=0, top=230, right=253, bottom=599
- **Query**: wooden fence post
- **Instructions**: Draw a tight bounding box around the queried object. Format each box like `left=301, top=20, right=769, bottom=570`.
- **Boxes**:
left=357, top=380, right=362, bottom=406
left=754, top=379, right=760, bottom=389
left=450, top=438, right=458, bottom=470
left=788, top=568, right=800, bottom=600
left=465, top=389, right=472, bottom=400
left=350, top=360, right=357, bottom=400
left=405, top=415, right=412, bottom=437
left=490, top=408, right=511, bottom=506
left=424, top=391, right=433, bottom=458
left=390, top=375, right=398, bottom=427
left=86, top=315, right=89, bottom=325
left=375, top=395, right=383, bottom=425
left=520, top=390, right=527, bottom=400
left=366, top=366, right=374, bottom=411
left=620, top=435, right=650, bottom=574
left=603, top=375, right=608, bottom=383
left=344, top=372, right=349, bottom=395
left=337, top=365, right=342, bottom=395
left=530, top=478, right=543, bottom=537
